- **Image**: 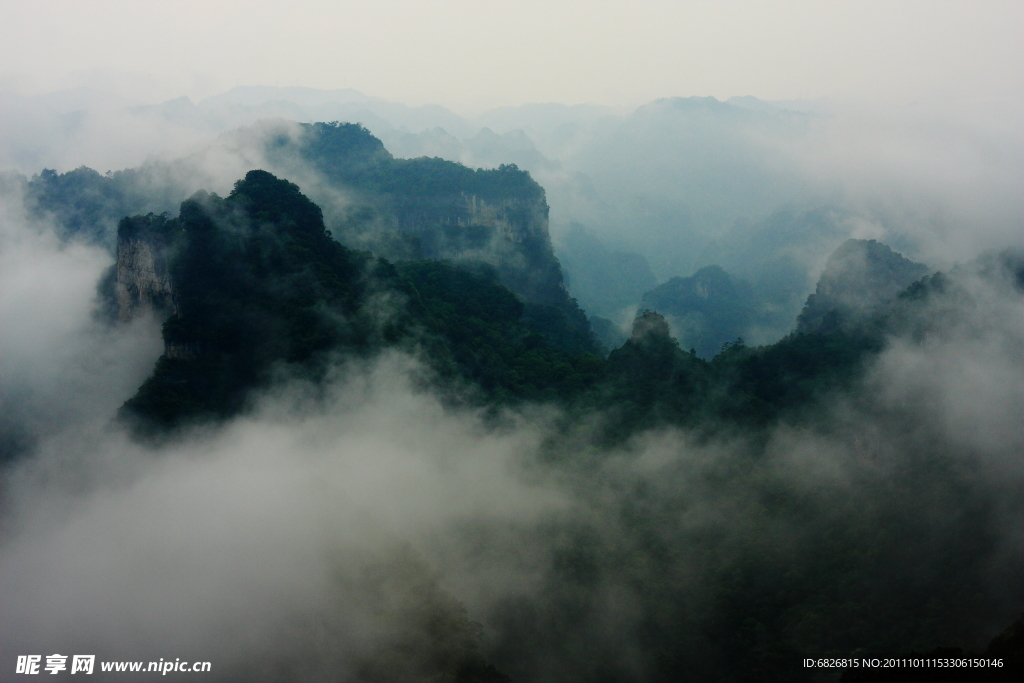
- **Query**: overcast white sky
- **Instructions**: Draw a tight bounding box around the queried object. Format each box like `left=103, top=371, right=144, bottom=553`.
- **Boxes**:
left=1, top=0, right=1021, bottom=114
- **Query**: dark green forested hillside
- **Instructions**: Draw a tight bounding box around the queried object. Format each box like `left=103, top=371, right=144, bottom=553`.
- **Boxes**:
left=25, top=166, right=166, bottom=245
left=121, top=172, right=374, bottom=428
left=797, top=238, right=931, bottom=334
left=397, top=261, right=605, bottom=402
left=292, top=122, right=598, bottom=353
left=115, top=169, right=921, bottom=439
left=292, top=121, right=543, bottom=201
left=119, top=170, right=605, bottom=432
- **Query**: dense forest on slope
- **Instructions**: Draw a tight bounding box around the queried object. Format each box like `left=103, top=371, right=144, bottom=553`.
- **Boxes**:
left=283, top=122, right=598, bottom=351
left=118, top=171, right=604, bottom=432
left=112, top=169, right=1003, bottom=443
left=292, top=121, right=543, bottom=201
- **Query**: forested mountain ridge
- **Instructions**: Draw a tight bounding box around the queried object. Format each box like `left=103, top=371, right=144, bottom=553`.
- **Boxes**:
left=289, top=122, right=597, bottom=355
left=23, top=121, right=597, bottom=356
left=614, top=239, right=927, bottom=361
left=114, top=170, right=605, bottom=432
left=109, top=167, right=1024, bottom=451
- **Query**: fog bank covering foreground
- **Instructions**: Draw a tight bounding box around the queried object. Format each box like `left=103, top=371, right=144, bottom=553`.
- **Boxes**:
left=0, top=93, right=1022, bottom=682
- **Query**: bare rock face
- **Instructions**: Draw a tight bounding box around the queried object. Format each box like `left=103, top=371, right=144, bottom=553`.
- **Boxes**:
left=422, top=192, right=566, bottom=308
left=371, top=186, right=568, bottom=310
left=290, top=122, right=573, bottom=312
left=114, top=215, right=175, bottom=322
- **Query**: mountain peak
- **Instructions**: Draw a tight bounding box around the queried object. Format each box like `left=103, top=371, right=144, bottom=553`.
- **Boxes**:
left=227, top=169, right=325, bottom=234
left=797, top=239, right=930, bottom=334
left=631, top=309, right=673, bottom=343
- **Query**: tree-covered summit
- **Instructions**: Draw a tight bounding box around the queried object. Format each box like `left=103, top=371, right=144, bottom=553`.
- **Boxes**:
left=226, top=169, right=327, bottom=232
left=294, top=121, right=544, bottom=201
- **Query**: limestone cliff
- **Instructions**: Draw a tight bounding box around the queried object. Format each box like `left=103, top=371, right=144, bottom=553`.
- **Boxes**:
left=292, top=123, right=575, bottom=311
left=393, top=191, right=567, bottom=309
left=113, top=214, right=176, bottom=322
left=286, top=123, right=596, bottom=353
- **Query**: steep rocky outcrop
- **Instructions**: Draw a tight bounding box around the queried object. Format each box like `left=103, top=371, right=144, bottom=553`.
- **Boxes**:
left=395, top=192, right=565, bottom=308
left=114, top=214, right=175, bottom=322
left=797, top=239, right=929, bottom=334
left=54, top=121, right=595, bottom=354
left=32, top=123, right=576, bottom=319
left=289, top=122, right=595, bottom=353
left=115, top=171, right=605, bottom=430
left=292, top=123, right=574, bottom=308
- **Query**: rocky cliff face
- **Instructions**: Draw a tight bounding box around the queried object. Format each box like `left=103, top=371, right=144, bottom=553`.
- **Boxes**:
left=396, top=192, right=545, bottom=239
left=114, top=216, right=175, bottom=322
left=101, top=123, right=596, bottom=357
left=393, top=191, right=567, bottom=308
left=290, top=123, right=575, bottom=312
